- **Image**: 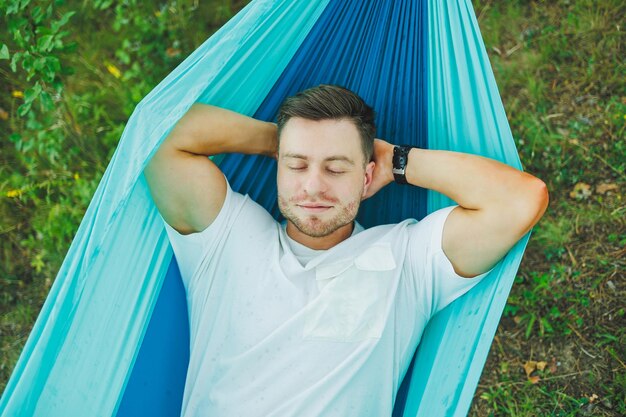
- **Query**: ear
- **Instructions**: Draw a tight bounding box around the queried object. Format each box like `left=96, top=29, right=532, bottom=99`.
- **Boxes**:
left=362, top=161, right=375, bottom=196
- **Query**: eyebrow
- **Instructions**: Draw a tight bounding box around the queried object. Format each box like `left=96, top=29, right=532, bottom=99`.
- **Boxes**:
left=282, top=153, right=355, bottom=166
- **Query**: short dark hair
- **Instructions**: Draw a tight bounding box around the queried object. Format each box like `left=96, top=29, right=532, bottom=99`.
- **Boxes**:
left=276, top=84, right=376, bottom=165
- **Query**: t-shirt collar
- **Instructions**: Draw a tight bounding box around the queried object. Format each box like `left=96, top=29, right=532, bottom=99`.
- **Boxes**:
left=281, top=221, right=364, bottom=265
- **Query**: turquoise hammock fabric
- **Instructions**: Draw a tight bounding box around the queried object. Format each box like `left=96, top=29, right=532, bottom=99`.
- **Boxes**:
left=0, top=0, right=531, bottom=416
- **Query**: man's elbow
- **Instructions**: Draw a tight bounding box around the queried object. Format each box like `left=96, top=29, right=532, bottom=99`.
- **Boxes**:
left=525, top=178, right=549, bottom=229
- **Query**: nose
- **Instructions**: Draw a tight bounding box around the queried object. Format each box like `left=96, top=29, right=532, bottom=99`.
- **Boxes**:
left=302, top=167, right=328, bottom=196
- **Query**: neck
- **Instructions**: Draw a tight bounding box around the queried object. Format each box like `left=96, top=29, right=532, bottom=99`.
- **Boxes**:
left=286, top=221, right=354, bottom=250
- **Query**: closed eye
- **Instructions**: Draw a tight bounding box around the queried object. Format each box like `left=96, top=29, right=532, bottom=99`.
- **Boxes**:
left=327, top=169, right=345, bottom=175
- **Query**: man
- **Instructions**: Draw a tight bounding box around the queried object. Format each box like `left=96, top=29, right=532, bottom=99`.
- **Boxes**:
left=144, top=84, right=548, bottom=416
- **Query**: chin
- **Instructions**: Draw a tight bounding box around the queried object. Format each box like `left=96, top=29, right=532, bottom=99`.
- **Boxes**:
left=290, top=213, right=355, bottom=238
left=297, top=223, right=339, bottom=238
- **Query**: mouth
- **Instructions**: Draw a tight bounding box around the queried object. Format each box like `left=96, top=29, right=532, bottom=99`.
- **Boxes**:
left=297, top=203, right=333, bottom=213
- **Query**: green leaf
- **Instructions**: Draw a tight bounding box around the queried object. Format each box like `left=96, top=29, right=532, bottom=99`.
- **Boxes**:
left=9, top=52, right=22, bottom=72
left=59, top=11, right=76, bottom=26
left=0, top=44, right=9, bottom=60
left=6, top=0, right=20, bottom=14
left=45, top=55, right=61, bottom=77
left=115, top=49, right=131, bottom=65
left=51, top=11, right=76, bottom=32
left=20, top=51, right=33, bottom=69
left=39, top=91, right=54, bottom=111
left=18, top=101, right=33, bottom=117
left=95, top=0, right=114, bottom=10
left=20, top=0, right=32, bottom=11
left=24, top=82, right=42, bottom=104
left=32, top=6, right=44, bottom=24
left=33, top=57, right=45, bottom=72
left=12, top=28, right=25, bottom=48
left=37, top=34, right=54, bottom=52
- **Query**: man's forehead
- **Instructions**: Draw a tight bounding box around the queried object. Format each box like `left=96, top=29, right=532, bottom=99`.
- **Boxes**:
left=281, top=118, right=360, bottom=142
left=280, top=118, right=363, bottom=162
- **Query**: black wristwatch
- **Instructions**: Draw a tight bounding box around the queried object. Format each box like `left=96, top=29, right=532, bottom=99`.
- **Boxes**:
left=392, top=145, right=415, bottom=184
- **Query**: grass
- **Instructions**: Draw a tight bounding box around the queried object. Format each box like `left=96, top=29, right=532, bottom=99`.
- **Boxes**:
left=470, top=0, right=625, bottom=415
left=1, top=0, right=624, bottom=415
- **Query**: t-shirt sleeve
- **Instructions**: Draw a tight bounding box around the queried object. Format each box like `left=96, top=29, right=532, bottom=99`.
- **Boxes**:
left=405, top=205, right=496, bottom=318
left=159, top=177, right=248, bottom=290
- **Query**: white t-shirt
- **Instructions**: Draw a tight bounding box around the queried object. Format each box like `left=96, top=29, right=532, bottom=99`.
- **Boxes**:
left=162, top=180, right=493, bottom=417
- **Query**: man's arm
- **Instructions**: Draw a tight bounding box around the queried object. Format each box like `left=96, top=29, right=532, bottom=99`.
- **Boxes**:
left=143, top=103, right=277, bottom=235
left=366, top=140, right=549, bottom=278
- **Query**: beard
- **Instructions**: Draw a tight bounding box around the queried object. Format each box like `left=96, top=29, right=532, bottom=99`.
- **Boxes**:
left=277, top=187, right=363, bottom=238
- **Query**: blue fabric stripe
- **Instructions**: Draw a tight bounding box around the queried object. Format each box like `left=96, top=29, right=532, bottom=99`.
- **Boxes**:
left=116, top=257, right=190, bottom=416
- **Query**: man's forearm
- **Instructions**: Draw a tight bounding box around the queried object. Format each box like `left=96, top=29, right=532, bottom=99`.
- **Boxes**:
left=163, top=103, right=277, bottom=158
left=374, top=142, right=546, bottom=214
left=404, top=147, right=547, bottom=213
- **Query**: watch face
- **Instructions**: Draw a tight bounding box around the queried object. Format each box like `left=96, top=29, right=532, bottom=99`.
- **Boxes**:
left=393, top=146, right=410, bottom=169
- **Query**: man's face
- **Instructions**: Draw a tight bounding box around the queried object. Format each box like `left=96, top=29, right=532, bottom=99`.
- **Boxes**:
left=277, top=117, right=374, bottom=239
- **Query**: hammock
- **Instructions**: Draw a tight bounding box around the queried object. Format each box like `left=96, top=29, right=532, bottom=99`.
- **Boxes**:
left=0, top=0, right=531, bottom=416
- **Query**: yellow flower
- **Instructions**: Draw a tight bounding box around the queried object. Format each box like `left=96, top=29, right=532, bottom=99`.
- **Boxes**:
left=6, top=189, right=22, bottom=198
left=73, top=173, right=80, bottom=180
left=12, top=90, right=24, bottom=98
left=154, top=10, right=162, bottom=17
left=106, top=64, right=122, bottom=79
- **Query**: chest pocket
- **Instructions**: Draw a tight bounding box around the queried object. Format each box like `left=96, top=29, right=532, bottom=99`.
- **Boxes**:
left=302, top=243, right=397, bottom=342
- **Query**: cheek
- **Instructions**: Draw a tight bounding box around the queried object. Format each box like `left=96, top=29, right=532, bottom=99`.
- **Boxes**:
left=341, top=175, right=365, bottom=193
left=276, top=168, right=285, bottom=186
left=277, top=171, right=295, bottom=194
